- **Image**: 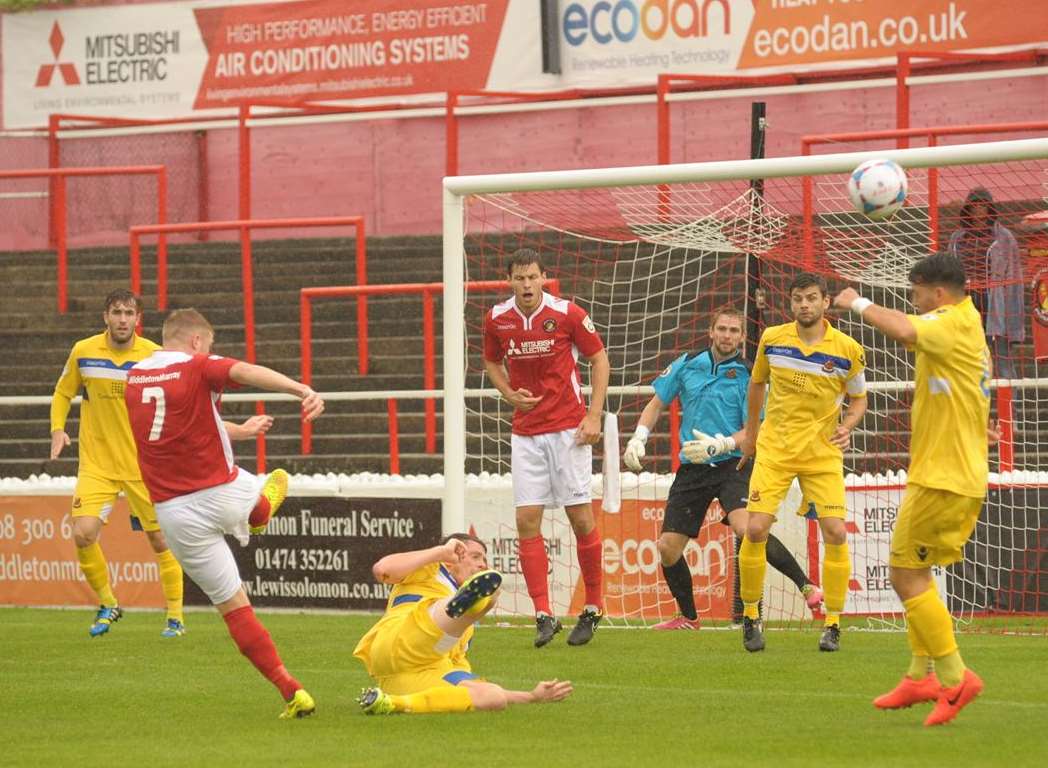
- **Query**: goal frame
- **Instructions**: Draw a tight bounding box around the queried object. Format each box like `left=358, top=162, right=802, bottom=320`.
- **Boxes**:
left=441, top=136, right=1048, bottom=534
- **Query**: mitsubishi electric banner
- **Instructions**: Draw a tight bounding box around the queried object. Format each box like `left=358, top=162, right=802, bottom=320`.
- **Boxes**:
left=3, top=0, right=1047, bottom=128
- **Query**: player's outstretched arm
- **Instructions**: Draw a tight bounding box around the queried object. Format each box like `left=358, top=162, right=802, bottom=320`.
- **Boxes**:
left=833, top=287, right=916, bottom=345
left=228, top=362, right=324, bottom=422
left=371, top=539, right=466, bottom=584
left=461, top=679, right=573, bottom=711
left=623, top=395, right=665, bottom=471
left=223, top=415, right=274, bottom=440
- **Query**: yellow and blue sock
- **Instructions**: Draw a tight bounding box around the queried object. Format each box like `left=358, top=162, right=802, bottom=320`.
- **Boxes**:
left=739, top=538, right=767, bottom=621
left=77, top=542, right=117, bottom=606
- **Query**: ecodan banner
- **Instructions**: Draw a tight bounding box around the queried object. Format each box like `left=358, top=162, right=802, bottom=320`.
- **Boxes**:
left=4, top=0, right=1046, bottom=128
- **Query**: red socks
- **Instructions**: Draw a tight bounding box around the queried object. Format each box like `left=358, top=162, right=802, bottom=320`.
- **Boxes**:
left=518, top=534, right=551, bottom=615
left=223, top=605, right=299, bottom=701
left=576, top=527, right=604, bottom=609
left=248, top=496, right=272, bottom=529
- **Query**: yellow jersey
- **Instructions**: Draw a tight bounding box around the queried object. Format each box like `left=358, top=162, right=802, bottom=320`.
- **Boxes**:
left=752, top=320, right=867, bottom=473
left=353, top=562, right=472, bottom=671
left=51, top=331, right=160, bottom=480
left=906, top=297, right=990, bottom=498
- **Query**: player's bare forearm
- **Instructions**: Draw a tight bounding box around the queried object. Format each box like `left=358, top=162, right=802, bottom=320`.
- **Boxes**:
left=840, top=394, right=867, bottom=431
left=371, top=540, right=463, bottom=584
left=636, top=396, right=665, bottom=432
left=229, top=362, right=310, bottom=397
left=585, top=349, right=610, bottom=418
left=223, top=415, right=273, bottom=440
left=483, top=359, right=515, bottom=399
left=858, top=304, right=916, bottom=346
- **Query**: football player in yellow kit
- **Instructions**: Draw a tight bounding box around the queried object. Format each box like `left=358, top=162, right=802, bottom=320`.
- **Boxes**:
left=50, top=290, right=184, bottom=637
left=835, top=252, right=994, bottom=726
left=354, top=533, right=573, bottom=714
left=737, top=273, right=868, bottom=653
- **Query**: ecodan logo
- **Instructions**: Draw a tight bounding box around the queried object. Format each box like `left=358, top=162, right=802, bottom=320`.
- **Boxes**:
left=35, top=21, right=80, bottom=87
left=563, top=0, right=732, bottom=47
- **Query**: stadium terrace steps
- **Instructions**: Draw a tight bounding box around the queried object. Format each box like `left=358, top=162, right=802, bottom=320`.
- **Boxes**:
left=0, top=236, right=1042, bottom=479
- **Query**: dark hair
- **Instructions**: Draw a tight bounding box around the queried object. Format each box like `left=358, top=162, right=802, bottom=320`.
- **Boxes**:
left=505, top=248, right=546, bottom=277
left=709, top=305, right=744, bottom=328
left=788, top=272, right=828, bottom=297
left=908, top=252, right=967, bottom=292
left=959, top=187, right=997, bottom=230
left=442, top=532, right=487, bottom=552
left=104, top=288, right=143, bottom=313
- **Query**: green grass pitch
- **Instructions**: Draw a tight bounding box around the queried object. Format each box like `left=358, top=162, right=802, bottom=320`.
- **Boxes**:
left=2, top=607, right=1046, bottom=768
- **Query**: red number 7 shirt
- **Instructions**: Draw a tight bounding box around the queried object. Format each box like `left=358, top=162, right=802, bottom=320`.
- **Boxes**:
left=125, top=351, right=242, bottom=503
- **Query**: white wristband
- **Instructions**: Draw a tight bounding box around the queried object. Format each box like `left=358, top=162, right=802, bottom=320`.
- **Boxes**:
left=633, top=425, right=650, bottom=443
left=851, top=297, right=874, bottom=315
left=724, top=436, right=736, bottom=452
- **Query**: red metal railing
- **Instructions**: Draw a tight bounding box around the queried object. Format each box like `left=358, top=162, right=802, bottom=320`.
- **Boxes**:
left=129, top=216, right=367, bottom=472
left=0, top=164, right=167, bottom=314
left=299, top=279, right=560, bottom=467
left=893, top=51, right=1042, bottom=144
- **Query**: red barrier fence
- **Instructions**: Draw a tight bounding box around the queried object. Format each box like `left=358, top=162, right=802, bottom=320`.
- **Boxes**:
left=299, top=279, right=560, bottom=468
left=0, top=164, right=167, bottom=314
left=129, top=215, right=366, bottom=472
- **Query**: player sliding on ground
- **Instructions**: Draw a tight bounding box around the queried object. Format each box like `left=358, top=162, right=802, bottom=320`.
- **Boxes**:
left=737, top=273, right=868, bottom=653
left=834, top=253, right=995, bottom=726
left=623, top=306, right=823, bottom=629
left=354, top=534, right=573, bottom=714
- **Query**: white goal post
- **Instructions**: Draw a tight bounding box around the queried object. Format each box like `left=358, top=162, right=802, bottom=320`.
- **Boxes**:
left=442, top=136, right=1048, bottom=527
left=442, top=137, right=1048, bottom=626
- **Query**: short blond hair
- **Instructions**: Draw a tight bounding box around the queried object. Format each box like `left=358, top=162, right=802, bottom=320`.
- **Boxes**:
left=162, top=308, right=214, bottom=345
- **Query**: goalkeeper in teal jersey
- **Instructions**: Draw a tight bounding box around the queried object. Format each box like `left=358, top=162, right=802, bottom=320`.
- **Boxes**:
left=622, top=306, right=822, bottom=628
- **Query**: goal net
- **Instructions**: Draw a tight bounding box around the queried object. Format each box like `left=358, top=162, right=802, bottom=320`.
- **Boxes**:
left=443, top=138, right=1048, bottom=632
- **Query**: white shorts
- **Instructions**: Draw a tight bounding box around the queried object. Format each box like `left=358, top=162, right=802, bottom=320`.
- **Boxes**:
left=511, top=429, right=592, bottom=509
left=154, top=467, right=263, bottom=605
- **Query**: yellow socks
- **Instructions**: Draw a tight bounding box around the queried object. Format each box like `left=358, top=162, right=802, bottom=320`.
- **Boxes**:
left=821, top=542, right=850, bottom=626
left=934, top=651, right=966, bottom=688
left=739, top=538, right=767, bottom=620
left=904, top=586, right=964, bottom=687
left=390, top=685, right=474, bottom=713
left=77, top=542, right=117, bottom=606
left=155, top=549, right=184, bottom=623
left=906, top=616, right=933, bottom=680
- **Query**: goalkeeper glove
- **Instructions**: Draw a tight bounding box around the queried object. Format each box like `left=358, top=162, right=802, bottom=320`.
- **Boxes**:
left=623, top=428, right=648, bottom=471
left=681, top=429, right=736, bottom=464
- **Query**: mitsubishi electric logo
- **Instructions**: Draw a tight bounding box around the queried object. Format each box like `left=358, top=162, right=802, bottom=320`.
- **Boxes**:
left=35, top=22, right=80, bottom=87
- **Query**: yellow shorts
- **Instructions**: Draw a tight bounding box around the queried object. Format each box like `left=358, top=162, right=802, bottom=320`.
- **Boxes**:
left=746, top=459, right=846, bottom=520
left=890, top=484, right=983, bottom=569
left=365, top=602, right=474, bottom=696
left=72, top=473, right=159, bottom=532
